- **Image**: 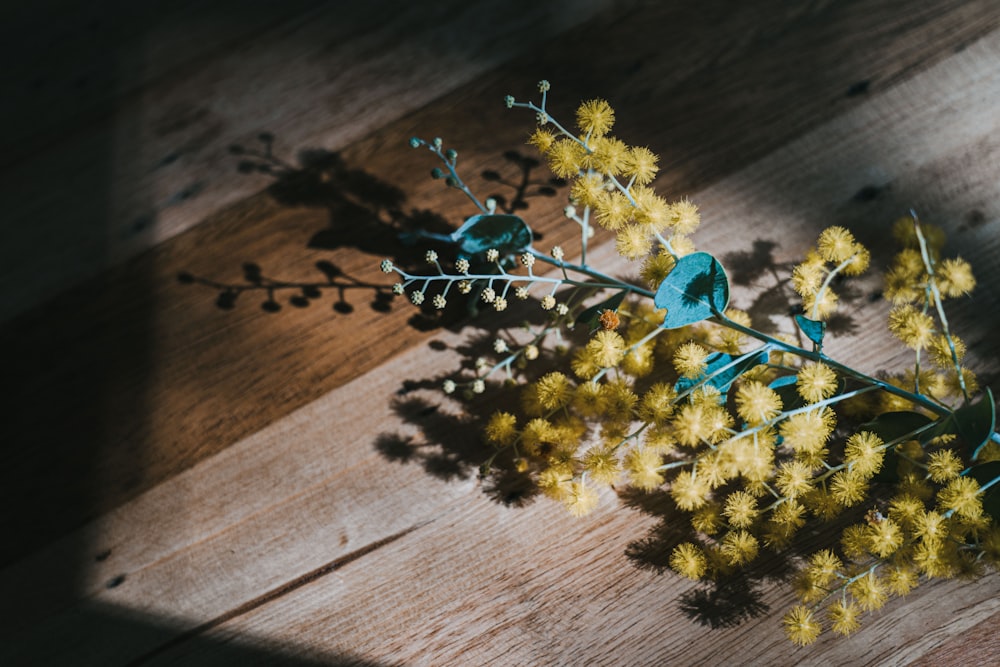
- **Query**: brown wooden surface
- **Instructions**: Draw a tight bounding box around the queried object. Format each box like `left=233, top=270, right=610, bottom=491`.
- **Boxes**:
left=4, top=2, right=1000, bottom=665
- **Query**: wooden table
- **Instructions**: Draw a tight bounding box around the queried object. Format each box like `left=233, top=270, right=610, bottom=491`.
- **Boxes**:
left=3, top=1, right=1000, bottom=664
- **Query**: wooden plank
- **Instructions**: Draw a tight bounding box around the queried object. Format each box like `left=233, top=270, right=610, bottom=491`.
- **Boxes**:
left=4, top=25, right=1000, bottom=662
left=0, top=0, right=618, bottom=322
left=5, top=0, right=997, bottom=571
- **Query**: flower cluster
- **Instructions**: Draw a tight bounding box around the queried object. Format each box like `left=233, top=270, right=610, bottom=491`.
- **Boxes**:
left=379, top=81, right=999, bottom=645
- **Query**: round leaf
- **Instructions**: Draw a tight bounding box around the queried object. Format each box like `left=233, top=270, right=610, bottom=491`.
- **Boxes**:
left=654, top=252, right=729, bottom=329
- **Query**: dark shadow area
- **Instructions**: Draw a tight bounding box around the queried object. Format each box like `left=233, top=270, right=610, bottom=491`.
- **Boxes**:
left=721, top=238, right=865, bottom=339
left=179, top=135, right=563, bottom=325
left=3, top=603, right=400, bottom=667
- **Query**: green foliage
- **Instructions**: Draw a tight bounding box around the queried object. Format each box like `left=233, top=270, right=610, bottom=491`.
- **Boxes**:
left=453, top=214, right=532, bottom=256
left=794, top=314, right=826, bottom=347
left=654, top=252, right=729, bottom=329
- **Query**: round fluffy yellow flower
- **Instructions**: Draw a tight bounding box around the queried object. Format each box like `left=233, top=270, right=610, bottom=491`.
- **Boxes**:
left=927, top=449, right=963, bottom=483
left=484, top=412, right=518, bottom=446
left=588, top=136, right=629, bottom=175
left=888, top=304, right=936, bottom=350
left=783, top=605, right=821, bottom=646
left=535, top=372, right=572, bottom=410
left=569, top=172, right=606, bottom=208
left=546, top=138, right=585, bottom=178
left=776, top=460, right=815, bottom=498
left=831, top=470, right=868, bottom=507
left=670, top=469, right=710, bottom=510
left=867, top=517, right=903, bottom=557
left=720, top=529, right=759, bottom=566
left=735, top=380, right=783, bottom=425
left=640, top=250, right=676, bottom=288
left=576, top=98, right=615, bottom=137
left=796, top=361, right=838, bottom=403
left=587, top=330, right=626, bottom=368
left=844, top=431, right=885, bottom=477
left=583, top=446, right=620, bottom=485
left=563, top=481, right=600, bottom=517
left=723, top=490, right=760, bottom=528
left=817, top=226, right=858, bottom=263
left=625, top=447, right=665, bottom=490
left=848, top=572, right=887, bottom=611
left=937, top=257, right=976, bottom=297
left=615, top=224, right=653, bottom=259
left=673, top=341, right=709, bottom=379
left=668, top=198, right=701, bottom=235
left=780, top=407, right=835, bottom=454
left=594, top=190, right=633, bottom=230
left=670, top=542, right=707, bottom=580
left=623, top=146, right=659, bottom=185
left=527, top=128, right=556, bottom=154
left=828, top=601, right=861, bottom=636
left=937, top=476, right=983, bottom=519
left=638, top=383, right=677, bottom=424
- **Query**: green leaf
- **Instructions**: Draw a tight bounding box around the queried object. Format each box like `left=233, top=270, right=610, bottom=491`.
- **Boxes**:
left=454, top=214, right=532, bottom=256
left=794, top=314, right=826, bottom=347
left=961, top=388, right=996, bottom=461
left=967, top=461, right=1000, bottom=521
left=654, top=252, right=729, bottom=329
left=575, top=290, right=628, bottom=333
left=675, top=349, right=769, bottom=396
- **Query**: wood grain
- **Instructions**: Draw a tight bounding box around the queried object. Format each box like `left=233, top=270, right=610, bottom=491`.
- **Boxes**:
left=6, top=0, right=998, bottom=572
left=5, top=19, right=1000, bottom=664
left=0, top=0, right=618, bottom=322
left=5, top=1, right=1000, bottom=665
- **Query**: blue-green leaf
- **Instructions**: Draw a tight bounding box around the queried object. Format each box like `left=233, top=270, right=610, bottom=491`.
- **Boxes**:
left=454, top=214, right=532, bottom=256
left=654, top=252, right=730, bottom=329
left=675, top=349, right=769, bottom=396
left=794, top=314, right=826, bottom=347
left=575, top=290, right=629, bottom=333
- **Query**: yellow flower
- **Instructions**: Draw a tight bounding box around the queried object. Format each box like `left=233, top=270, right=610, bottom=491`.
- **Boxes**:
left=671, top=469, right=710, bottom=510
left=927, top=449, right=963, bottom=483
left=594, top=190, right=633, bottom=230
left=587, top=330, right=626, bottom=368
left=691, top=503, right=724, bottom=534
left=563, top=481, right=600, bottom=517
left=484, top=412, right=518, bottom=446
left=632, top=186, right=670, bottom=230
left=720, top=529, right=759, bottom=566
left=928, top=333, right=966, bottom=368
left=817, top=226, right=858, bottom=263
left=640, top=250, right=676, bottom=289
left=808, top=549, right=843, bottom=585
left=848, top=571, right=887, bottom=611
left=937, top=476, right=983, bottom=520
left=886, top=565, right=919, bottom=596
left=571, top=380, right=605, bottom=416
left=723, top=490, right=760, bottom=528
left=569, top=172, right=605, bottom=208
left=867, top=518, right=903, bottom=557
left=623, top=146, right=659, bottom=185
left=615, top=224, right=653, bottom=259
left=576, top=98, right=615, bottom=137
left=828, top=601, right=861, bottom=636
left=588, top=136, right=629, bottom=175
left=776, top=460, right=815, bottom=498
left=735, top=380, right=783, bottom=425
left=792, top=251, right=826, bottom=297
left=624, top=447, right=664, bottom=490
left=796, top=361, right=838, bottom=403
left=546, top=138, right=585, bottom=178
left=842, top=246, right=871, bottom=276
left=673, top=341, right=709, bottom=379
left=535, top=372, right=572, bottom=410
left=840, top=524, right=870, bottom=559
left=780, top=407, right=835, bottom=454
left=844, top=431, right=885, bottom=477
left=937, top=257, right=976, bottom=297
left=831, top=469, right=868, bottom=507
left=638, top=383, right=677, bottom=424
left=668, top=198, right=700, bottom=235
left=583, top=446, right=620, bottom=485
left=526, top=128, right=556, bottom=154
left=888, top=304, right=936, bottom=350
left=783, top=605, right=822, bottom=646
left=670, top=542, right=707, bottom=580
